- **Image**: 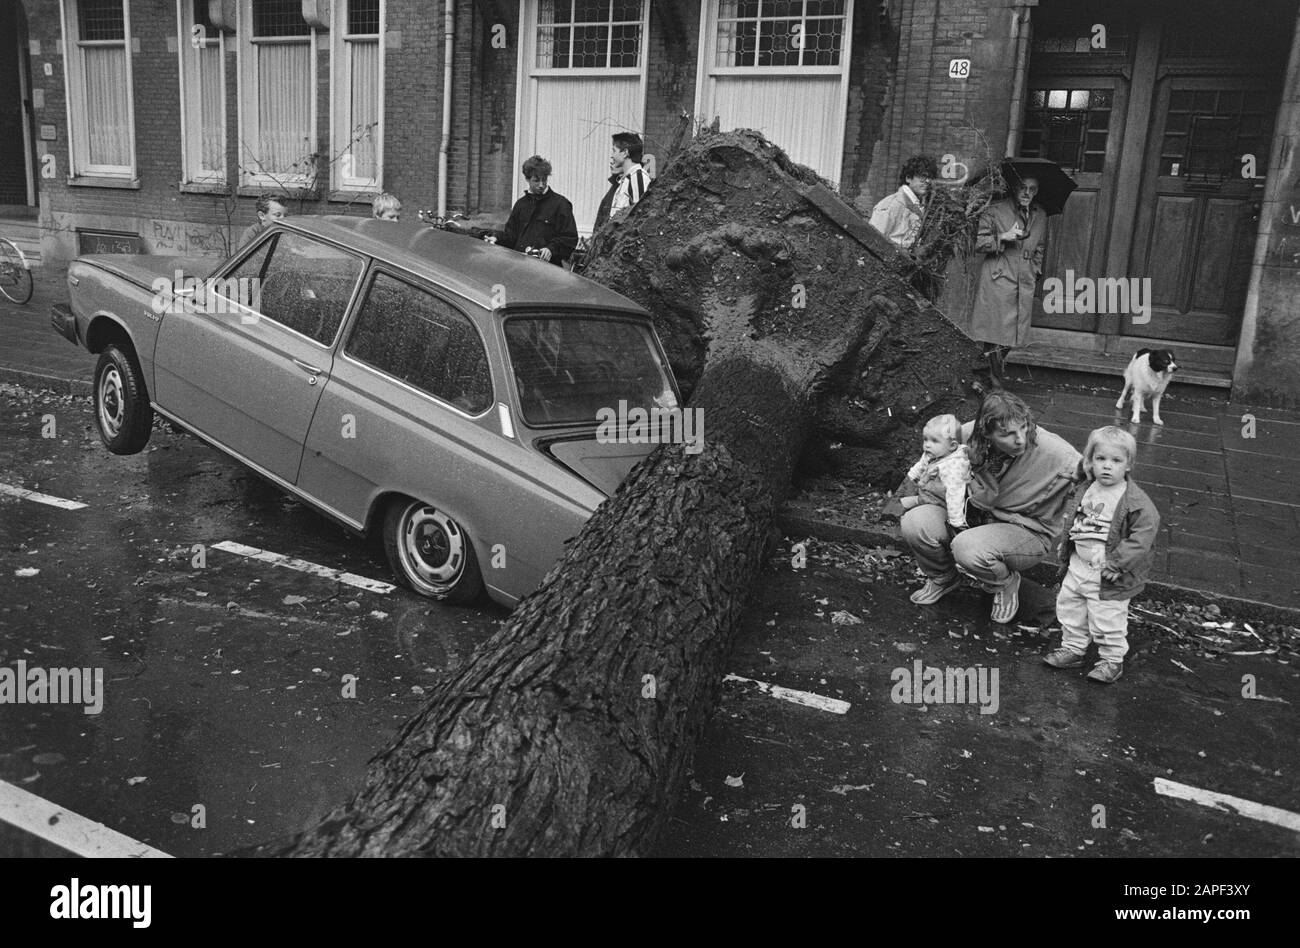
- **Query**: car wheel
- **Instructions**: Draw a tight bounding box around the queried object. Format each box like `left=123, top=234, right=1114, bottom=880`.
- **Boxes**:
left=383, top=498, right=484, bottom=603
left=93, top=344, right=153, bottom=455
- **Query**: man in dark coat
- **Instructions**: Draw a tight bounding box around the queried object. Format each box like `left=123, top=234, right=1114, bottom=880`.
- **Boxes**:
left=493, top=155, right=579, bottom=266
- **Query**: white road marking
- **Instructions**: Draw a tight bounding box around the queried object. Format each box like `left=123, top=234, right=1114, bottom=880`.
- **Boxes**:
left=724, top=673, right=851, bottom=714
left=212, top=541, right=395, bottom=594
left=0, top=483, right=87, bottom=510
left=1153, top=777, right=1300, bottom=833
left=0, top=779, right=171, bottom=858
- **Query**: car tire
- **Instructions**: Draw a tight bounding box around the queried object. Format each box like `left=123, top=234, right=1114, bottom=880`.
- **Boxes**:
left=383, top=498, right=484, bottom=604
left=93, top=344, right=153, bottom=455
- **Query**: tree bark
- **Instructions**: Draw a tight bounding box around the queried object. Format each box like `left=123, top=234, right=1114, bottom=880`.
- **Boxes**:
left=258, top=130, right=979, bottom=857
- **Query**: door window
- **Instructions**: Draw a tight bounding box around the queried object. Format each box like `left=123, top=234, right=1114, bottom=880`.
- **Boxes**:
left=345, top=271, right=493, bottom=414
left=1159, top=89, right=1273, bottom=180
left=220, top=231, right=363, bottom=346
left=1021, top=87, right=1114, bottom=173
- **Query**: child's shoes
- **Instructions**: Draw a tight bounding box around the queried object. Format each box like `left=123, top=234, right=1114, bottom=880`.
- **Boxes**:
left=1086, top=660, right=1124, bottom=684
left=1042, top=648, right=1087, bottom=669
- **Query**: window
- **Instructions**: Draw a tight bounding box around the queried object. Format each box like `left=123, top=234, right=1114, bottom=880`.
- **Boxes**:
left=536, top=0, right=643, bottom=70
left=503, top=316, right=673, bottom=426
left=177, top=0, right=225, bottom=185
left=61, top=0, right=136, bottom=177
left=715, top=0, right=847, bottom=69
left=1021, top=88, right=1114, bottom=174
left=239, top=0, right=316, bottom=188
left=346, top=272, right=493, bottom=414
left=223, top=232, right=363, bottom=346
left=1160, top=89, right=1273, bottom=181
left=333, top=0, right=382, bottom=190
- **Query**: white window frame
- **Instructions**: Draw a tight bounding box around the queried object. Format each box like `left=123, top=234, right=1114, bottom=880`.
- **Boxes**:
left=709, top=0, right=849, bottom=77
left=236, top=0, right=319, bottom=190
left=330, top=0, right=384, bottom=192
left=528, top=0, right=646, bottom=77
left=176, top=0, right=227, bottom=186
left=60, top=0, right=138, bottom=179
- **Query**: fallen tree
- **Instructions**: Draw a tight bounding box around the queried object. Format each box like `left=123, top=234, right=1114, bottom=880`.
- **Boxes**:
left=260, top=130, right=980, bottom=857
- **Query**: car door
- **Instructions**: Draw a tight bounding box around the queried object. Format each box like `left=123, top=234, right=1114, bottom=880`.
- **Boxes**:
left=152, top=230, right=365, bottom=484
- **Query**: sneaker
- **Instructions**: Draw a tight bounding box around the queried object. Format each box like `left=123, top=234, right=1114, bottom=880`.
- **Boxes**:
left=1042, top=648, right=1087, bottom=669
left=990, top=571, right=1021, bottom=624
left=910, top=574, right=962, bottom=605
left=1087, top=660, right=1124, bottom=684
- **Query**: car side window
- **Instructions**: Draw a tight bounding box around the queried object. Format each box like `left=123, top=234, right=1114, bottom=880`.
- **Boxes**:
left=221, top=232, right=363, bottom=346
left=346, top=271, right=493, bottom=414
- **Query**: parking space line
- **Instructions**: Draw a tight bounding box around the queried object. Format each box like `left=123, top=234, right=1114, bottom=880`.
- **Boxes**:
left=0, top=483, right=88, bottom=510
left=1154, top=777, right=1300, bottom=832
left=211, top=540, right=395, bottom=594
left=724, top=673, right=851, bottom=714
left=0, top=779, right=171, bottom=858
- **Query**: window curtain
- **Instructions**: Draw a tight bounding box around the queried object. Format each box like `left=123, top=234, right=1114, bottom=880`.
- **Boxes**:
left=256, top=42, right=311, bottom=175
left=82, top=45, right=131, bottom=166
left=348, top=38, right=379, bottom=180
left=198, top=43, right=223, bottom=173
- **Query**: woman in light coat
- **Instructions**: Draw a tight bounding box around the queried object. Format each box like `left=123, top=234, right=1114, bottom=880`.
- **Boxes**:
left=970, top=176, right=1047, bottom=386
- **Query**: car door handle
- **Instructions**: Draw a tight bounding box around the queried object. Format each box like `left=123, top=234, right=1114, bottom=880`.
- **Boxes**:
left=292, top=358, right=324, bottom=376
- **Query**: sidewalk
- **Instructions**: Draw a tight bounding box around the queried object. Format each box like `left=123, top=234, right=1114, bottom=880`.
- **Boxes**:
left=0, top=264, right=93, bottom=395
left=3, top=263, right=1298, bottom=613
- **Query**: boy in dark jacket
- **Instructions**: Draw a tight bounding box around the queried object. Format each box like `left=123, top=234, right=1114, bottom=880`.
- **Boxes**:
left=494, top=155, right=579, bottom=266
left=1044, top=426, right=1161, bottom=684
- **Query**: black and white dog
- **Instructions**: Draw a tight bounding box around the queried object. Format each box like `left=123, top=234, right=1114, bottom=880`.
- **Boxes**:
left=1116, top=349, right=1178, bottom=426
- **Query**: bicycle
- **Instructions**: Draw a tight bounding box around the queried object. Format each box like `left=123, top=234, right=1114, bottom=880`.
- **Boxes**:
left=0, top=236, right=33, bottom=304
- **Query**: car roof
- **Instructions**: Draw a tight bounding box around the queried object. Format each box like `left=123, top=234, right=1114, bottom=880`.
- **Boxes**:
left=277, top=216, right=649, bottom=317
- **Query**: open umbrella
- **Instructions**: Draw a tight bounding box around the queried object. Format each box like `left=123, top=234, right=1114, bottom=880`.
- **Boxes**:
left=1000, top=158, right=1078, bottom=216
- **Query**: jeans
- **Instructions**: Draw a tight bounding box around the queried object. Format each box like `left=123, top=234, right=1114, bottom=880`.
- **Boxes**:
left=900, top=504, right=1051, bottom=589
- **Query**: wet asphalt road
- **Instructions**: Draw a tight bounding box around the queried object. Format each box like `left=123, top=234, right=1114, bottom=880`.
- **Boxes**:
left=1, top=384, right=1297, bottom=857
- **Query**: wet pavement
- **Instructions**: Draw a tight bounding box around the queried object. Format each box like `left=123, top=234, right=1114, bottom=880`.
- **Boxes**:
left=2, top=385, right=1297, bottom=857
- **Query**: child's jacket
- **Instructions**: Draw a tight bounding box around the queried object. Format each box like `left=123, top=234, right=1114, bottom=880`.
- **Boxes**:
left=1057, top=478, right=1161, bottom=600
left=907, top=446, right=971, bottom=527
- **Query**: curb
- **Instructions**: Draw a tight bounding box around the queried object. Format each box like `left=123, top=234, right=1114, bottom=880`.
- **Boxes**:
left=775, top=504, right=1300, bottom=627
left=0, top=366, right=92, bottom=397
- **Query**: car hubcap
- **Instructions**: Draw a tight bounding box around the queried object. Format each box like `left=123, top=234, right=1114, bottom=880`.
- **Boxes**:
left=98, top=367, right=125, bottom=438
left=398, top=504, right=465, bottom=592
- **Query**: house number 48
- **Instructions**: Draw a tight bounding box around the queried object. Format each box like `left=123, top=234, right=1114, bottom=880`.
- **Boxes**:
left=948, top=59, right=971, bottom=79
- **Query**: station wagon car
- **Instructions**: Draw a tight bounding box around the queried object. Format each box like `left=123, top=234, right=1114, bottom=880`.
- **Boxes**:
left=51, top=217, right=680, bottom=607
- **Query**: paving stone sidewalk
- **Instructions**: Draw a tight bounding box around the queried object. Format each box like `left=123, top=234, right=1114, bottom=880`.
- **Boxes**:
left=4, top=263, right=1298, bottom=612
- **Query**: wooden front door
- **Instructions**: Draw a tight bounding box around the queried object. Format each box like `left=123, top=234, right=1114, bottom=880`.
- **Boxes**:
left=1023, top=77, right=1129, bottom=333
left=1128, top=79, right=1274, bottom=345
left=1023, top=1, right=1291, bottom=351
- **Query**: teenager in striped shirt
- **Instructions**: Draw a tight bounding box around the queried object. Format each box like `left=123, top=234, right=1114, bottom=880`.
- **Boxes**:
left=601, top=132, right=652, bottom=226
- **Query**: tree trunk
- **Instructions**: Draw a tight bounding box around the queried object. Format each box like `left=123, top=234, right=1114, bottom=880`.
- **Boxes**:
left=259, top=130, right=980, bottom=857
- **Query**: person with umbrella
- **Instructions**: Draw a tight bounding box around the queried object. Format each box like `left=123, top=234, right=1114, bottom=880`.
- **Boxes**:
left=970, top=158, right=1076, bottom=387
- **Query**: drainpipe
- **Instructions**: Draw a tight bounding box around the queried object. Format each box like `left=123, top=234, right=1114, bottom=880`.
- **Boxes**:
left=438, top=2, right=455, bottom=219
left=1005, top=4, right=1032, bottom=159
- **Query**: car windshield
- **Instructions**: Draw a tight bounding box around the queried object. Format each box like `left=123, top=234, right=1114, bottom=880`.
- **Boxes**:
left=504, top=316, right=675, bottom=427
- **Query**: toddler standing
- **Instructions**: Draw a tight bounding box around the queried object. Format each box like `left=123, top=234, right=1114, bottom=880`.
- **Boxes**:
left=899, top=414, right=971, bottom=530
left=1044, top=426, right=1161, bottom=684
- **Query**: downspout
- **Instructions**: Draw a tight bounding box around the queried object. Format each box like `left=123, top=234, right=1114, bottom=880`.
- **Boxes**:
left=438, top=2, right=455, bottom=218
left=1005, top=4, right=1032, bottom=159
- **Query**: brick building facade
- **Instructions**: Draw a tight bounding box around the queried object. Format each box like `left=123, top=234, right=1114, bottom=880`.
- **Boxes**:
left=4, top=0, right=1300, bottom=404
